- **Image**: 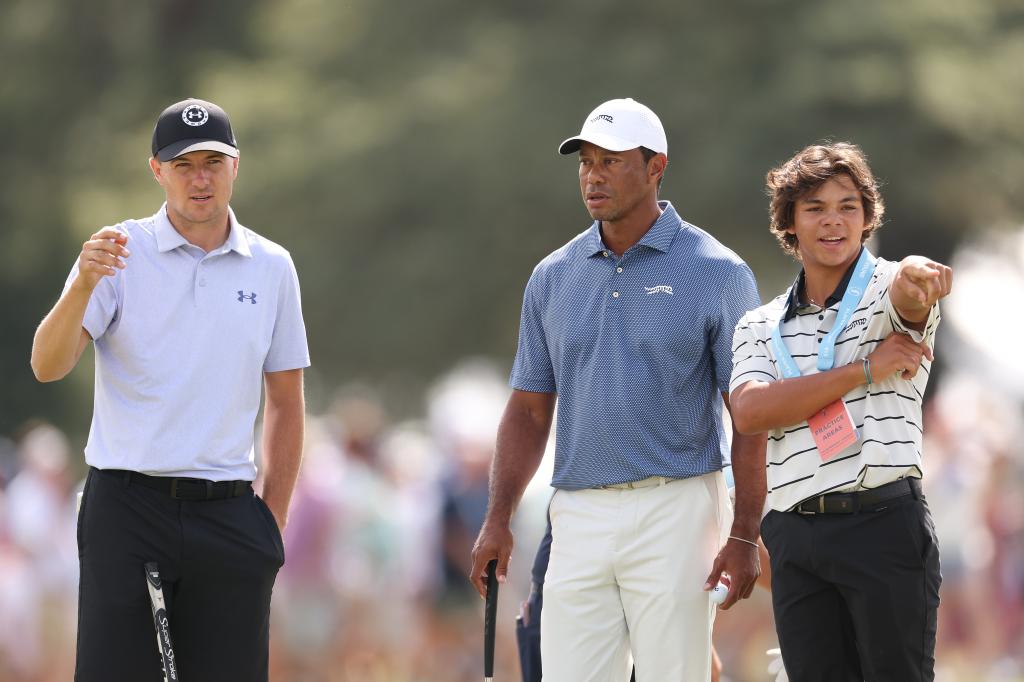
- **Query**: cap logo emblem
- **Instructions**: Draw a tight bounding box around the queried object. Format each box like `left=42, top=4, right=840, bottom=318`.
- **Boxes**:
left=182, top=105, right=209, bottom=127
left=590, top=114, right=614, bottom=124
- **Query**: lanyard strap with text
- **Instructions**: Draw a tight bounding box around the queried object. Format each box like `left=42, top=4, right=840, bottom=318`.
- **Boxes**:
left=770, top=248, right=877, bottom=379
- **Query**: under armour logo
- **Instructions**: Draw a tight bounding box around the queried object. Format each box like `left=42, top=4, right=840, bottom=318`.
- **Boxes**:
left=237, top=291, right=257, bottom=304
left=182, top=104, right=209, bottom=127
left=590, top=114, right=614, bottom=124
left=644, top=285, right=673, bottom=295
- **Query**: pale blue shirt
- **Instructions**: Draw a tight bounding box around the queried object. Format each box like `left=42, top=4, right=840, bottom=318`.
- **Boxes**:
left=64, top=204, right=310, bottom=480
left=510, top=201, right=760, bottom=490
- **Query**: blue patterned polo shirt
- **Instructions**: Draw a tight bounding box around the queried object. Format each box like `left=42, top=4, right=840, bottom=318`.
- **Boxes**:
left=510, top=201, right=760, bottom=490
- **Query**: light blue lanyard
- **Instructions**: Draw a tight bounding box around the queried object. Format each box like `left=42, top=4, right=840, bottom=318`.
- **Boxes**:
left=770, top=248, right=876, bottom=379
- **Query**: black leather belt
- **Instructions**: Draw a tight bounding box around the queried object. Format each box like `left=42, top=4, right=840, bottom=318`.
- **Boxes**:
left=99, top=467, right=251, bottom=501
left=792, top=478, right=920, bottom=515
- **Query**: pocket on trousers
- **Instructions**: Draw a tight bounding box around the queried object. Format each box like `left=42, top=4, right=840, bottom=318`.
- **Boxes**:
left=77, top=469, right=94, bottom=557
left=759, top=510, right=779, bottom=551
left=898, top=499, right=937, bottom=565
left=253, top=493, right=286, bottom=565
left=515, top=594, right=543, bottom=682
left=700, top=472, right=729, bottom=530
left=909, top=497, right=937, bottom=557
left=547, top=489, right=564, bottom=528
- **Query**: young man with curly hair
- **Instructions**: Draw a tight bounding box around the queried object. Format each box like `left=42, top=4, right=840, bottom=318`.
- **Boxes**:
left=728, top=142, right=951, bottom=681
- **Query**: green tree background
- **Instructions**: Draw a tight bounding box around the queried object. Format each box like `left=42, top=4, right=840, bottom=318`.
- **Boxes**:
left=3, top=0, right=1022, bottom=442
left=2, top=3, right=1022, bottom=681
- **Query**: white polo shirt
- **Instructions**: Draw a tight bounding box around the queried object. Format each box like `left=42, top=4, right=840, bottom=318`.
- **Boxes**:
left=729, top=255, right=940, bottom=512
left=64, top=204, right=310, bottom=481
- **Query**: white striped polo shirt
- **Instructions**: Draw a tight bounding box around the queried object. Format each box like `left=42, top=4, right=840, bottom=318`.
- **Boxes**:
left=729, top=253, right=940, bottom=512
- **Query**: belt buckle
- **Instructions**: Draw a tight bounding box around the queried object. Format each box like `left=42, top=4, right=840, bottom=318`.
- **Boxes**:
left=796, top=496, right=822, bottom=515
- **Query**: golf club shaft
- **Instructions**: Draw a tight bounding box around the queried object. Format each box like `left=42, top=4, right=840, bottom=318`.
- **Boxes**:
left=145, top=562, right=180, bottom=682
left=484, top=558, right=499, bottom=680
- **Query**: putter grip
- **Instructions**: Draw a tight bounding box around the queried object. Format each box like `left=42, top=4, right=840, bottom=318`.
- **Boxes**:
left=145, top=562, right=179, bottom=682
left=484, top=558, right=499, bottom=679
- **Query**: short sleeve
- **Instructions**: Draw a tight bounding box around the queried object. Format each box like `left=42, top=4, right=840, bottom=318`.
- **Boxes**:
left=62, top=258, right=120, bottom=340
left=729, top=313, right=779, bottom=393
left=509, top=268, right=556, bottom=393
left=711, top=264, right=761, bottom=394
left=263, top=253, right=311, bottom=373
left=884, top=281, right=941, bottom=348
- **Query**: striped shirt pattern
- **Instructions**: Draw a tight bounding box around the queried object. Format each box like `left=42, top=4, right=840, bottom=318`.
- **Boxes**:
left=511, top=201, right=760, bottom=490
left=729, top=255, right=940, bottom=512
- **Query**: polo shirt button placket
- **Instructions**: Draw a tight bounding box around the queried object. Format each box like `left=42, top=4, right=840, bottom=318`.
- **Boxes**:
left=609, top=252, right=622, bottom=300
left=195, top=259, right=209, bottom=298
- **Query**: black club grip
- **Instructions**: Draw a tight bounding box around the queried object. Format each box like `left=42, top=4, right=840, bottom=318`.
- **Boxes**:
left=483, top=558, right=499, bottom=679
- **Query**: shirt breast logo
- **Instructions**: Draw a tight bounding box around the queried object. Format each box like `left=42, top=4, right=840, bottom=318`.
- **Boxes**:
left=644, top=285, right=674, bottom=295
left=843, top=317, right=866, bottom=333
left=237, top=290, right=257, bottom=304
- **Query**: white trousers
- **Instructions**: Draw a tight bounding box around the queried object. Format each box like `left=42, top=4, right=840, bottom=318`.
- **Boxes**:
left=540, top=473, right=732, bottom=682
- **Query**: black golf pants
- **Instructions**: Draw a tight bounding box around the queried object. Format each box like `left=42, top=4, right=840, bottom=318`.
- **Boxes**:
left=75, top=467, right=285, bottom=682
left=761, top=494, right=941, bottom=682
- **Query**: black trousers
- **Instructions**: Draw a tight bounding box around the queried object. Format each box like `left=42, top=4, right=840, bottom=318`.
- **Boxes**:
left=761, top=493, right=941, bottom=682
left=75, top=467, right=285, bottom=682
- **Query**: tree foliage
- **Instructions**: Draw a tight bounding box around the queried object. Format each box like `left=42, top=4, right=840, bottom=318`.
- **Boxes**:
left=3, top=0, right=1021, bottom=436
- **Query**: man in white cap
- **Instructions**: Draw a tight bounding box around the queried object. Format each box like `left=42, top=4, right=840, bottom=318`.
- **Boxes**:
left=31, top=98, right=309, bottom=681
left=470, top=98, right=768, bottom=681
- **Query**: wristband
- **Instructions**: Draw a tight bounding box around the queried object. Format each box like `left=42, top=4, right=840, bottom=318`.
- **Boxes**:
left=862, top=357, right=873, bottom=386
left=728, top=535, right=759, bottom=549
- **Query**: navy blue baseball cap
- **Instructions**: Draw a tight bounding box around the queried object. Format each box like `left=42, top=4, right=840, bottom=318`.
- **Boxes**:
left=151, top=98, right=239, bottom=162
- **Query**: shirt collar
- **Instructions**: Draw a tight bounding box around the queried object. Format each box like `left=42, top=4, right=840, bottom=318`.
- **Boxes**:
left=584, top=200, right=683, bottom=257
left=154, top=204, right=190, bottom=253
left=782, top=247, right=863, bottom=322
left=154, top=203, right=252, bottom=258
left=223, top=208, right=252, bottom=257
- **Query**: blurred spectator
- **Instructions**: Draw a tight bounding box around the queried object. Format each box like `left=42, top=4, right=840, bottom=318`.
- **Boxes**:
left=0, top=488, right=43, bottom=681
left=0, top=423, right=78, bottom=681
left=428, top=361, right=508, bottom=610
left=7, top=423, right=77, bottom=593
left=4, top=232, right=1024, bottom=680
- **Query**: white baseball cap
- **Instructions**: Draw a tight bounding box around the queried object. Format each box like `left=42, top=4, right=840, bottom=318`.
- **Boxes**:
left=558, top=98, right=667, bottom=156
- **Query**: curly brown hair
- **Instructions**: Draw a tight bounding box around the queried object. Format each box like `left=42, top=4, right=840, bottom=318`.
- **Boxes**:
left=765, top=142, right=884, bottom=259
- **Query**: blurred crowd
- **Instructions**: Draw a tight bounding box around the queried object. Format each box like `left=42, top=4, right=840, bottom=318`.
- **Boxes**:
left=1, top=358, right=1021, bottom=682
left=0, top=361, right=551, bottom=682
left=1, top=235, right=1023, bottom=682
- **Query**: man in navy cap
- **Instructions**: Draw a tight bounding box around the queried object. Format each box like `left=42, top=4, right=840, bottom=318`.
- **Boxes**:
left=31, top=98, right=309, bottom=681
